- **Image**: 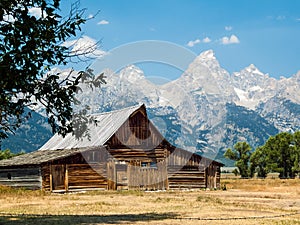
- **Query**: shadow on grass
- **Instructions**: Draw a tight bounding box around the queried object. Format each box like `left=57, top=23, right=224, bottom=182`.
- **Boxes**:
left=0, top=212, right=179, bottom=225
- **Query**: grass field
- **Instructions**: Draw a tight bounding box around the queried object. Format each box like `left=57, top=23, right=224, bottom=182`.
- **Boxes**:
left=0, top=179, right=299, bottom=225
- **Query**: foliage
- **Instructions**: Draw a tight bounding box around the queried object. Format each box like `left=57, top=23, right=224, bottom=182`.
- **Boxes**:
left=292, top=131, right=300, bottom=174
left=224, top=142, right=252, bottom=178
left=262, top=132, right=294, bottom=178
left=0, top=148, right=23, bottom=160
left=249, top=146, right=268, bottom=178
left=0, top=0, right=105, bottom=140
left=249, top=131, right=300, bottom=178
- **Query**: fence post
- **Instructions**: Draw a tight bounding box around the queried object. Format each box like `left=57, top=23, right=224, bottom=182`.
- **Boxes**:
left=65, top=164, right=69, bottom=192
left=49, top=164, right=53, bottom=192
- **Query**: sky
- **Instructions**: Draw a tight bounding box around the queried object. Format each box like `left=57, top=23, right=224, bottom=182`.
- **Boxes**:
left=60, top=0, right=300, bottom=80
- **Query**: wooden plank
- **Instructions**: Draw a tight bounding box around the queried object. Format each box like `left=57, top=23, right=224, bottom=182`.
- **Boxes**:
left=0, top=167, right=42, bottom=190
left=49, top=175, right=53, bottom=192
left=65, top=165, right=69, bottom=192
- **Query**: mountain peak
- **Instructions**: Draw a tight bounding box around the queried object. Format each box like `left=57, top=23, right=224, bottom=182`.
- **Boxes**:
left=119, top=65, right=145, bottom=82
left=189, top=49, right=220, bottom=70
left=198, top=49, right=216, bottom=60
left=244, top=64, right=264, bottom=76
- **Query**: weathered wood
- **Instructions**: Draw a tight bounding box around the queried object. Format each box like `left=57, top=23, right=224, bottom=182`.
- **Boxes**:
left=65, top=165, right=69, bottom=192
left=0, top=167, right=41, bottom=190
left=107, top=161, right=116, bottom=190
left=127, top=160, right=167, bottom=191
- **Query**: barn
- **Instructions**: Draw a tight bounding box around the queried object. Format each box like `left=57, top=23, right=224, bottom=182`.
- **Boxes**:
left=0, top=104, right=223, bottom=192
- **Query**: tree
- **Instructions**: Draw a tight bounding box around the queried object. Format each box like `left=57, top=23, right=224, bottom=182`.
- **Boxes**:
left=224, top=142, right=252, bottom=178
left=0, top=148, right=23, bottom=160
left=263, top=132, right=294, bottom=178
left=0, top=0, right=105, bottom=141
left=249, top=146, right=268, bottom=178
left=292, top=131, right=300, bottom=176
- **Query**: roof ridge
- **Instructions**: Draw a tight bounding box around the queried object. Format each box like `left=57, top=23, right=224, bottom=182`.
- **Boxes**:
left=90, top=103, right=144, bottom=116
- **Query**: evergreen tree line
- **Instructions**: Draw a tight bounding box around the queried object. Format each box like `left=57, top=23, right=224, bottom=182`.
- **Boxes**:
left=224, top=131, right=300, bottom=178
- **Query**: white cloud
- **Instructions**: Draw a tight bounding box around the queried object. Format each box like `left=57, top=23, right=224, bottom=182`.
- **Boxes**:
left=29, top=7, right=43, bottom=18
left=187, top=39, right=201, bottom=47
left=62, top=35, right=106, bottom=58
left=98, top=20, right=109, bottom=25
left=225, top=26, right=233, bottom=31
left=220, top=34, right=240, bottom=45
left=2, top=13, right=15, bottom=23
left=88, top=14, right=94, bottom=19
left=2, top=7, right=44, bottom=23
left=202, top=37, right=211, bottom=43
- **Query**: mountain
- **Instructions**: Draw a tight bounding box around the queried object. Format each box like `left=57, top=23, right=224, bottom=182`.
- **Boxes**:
left=85, top=50, right=299, bottom=163
left=1, top=109, right=52, bottom=153
left=4, top=50, right=300, bottom=166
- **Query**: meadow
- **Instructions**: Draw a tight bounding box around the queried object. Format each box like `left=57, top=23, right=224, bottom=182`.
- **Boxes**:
left=0, top=178, right=299, bottom=225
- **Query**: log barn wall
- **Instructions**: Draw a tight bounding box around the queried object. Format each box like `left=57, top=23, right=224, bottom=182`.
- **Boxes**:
left=41, top=148, right=109, bottom=192
left=0, top=167, right=42, bottom=190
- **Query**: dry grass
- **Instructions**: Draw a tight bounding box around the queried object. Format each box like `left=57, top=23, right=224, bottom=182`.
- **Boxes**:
left=0, top=179, right=299, bottom=225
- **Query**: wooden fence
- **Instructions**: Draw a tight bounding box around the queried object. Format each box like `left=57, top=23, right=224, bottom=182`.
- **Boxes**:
left=127, top=161, right=168, bottom=190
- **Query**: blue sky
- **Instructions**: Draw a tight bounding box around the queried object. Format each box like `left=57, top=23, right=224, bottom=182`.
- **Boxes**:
left=61, top=0, right=300, bottom=80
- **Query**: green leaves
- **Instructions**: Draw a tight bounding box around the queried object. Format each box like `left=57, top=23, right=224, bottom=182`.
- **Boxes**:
left=248, top=132, right=300, bottom=178
left=227, top=132, right=300, bottom=178
left=224, top=142, right=252, bottom=178
left=0, top=149, right=18, bottom=160
left=0, top=0, right=99, bottom=141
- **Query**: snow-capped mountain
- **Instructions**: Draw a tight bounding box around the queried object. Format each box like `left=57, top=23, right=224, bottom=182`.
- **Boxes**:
left=85, top=50, right=299, bottom=159
left=4, top=50, right=300, bottom=165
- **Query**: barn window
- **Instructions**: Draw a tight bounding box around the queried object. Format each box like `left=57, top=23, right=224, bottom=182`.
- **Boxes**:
left=92, top=151, right=95, bottom=161
left=150, top=162, right=157, bottom=169
left=141, top=162, right=158, bottom=169
left=85, top=151, right=98, bottom=162
left=141, top=162, right=148, bottom=167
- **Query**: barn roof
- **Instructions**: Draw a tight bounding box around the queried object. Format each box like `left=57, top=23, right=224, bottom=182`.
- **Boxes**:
left=39, top=104, right=144, bottom=151
left=0, top=146, right=103, bottom=167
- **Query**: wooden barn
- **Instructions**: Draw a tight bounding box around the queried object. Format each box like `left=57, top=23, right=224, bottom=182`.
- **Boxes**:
left=0, top=104, right=223, bottom=192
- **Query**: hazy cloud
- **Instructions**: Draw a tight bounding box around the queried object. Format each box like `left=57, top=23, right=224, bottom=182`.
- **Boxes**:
left=220, top=35, right=240, bottom=45
left=98, top=20, right=109, bottom=25
left=225, top=26, right=233, bottom=31
left=202, top=37, right=211, bottom=43
left=276, top=15, right=286, bottom=20
left=187, top=39, right=201, bottom=47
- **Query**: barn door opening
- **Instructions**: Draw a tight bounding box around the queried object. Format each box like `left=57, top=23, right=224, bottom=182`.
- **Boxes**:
left=107, top=161, right=129, bottom=190
left=51, top=165, right=66, bottom=190
left=205, top=164, right=217, bottom=189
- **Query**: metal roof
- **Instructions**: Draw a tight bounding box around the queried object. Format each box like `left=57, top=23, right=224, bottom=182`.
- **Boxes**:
left=39, top=104, right=144, bottom=150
